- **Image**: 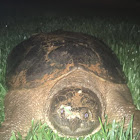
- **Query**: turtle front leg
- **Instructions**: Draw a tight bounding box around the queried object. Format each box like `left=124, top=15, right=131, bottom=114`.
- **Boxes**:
left=0, top=118, right=38, bottom=140
left=0, top=122, right=13, bottom=140
left=133, top=110, right=140, bottom=136
left=106, top=84, right=140, bottom=137
left=0, top=89, right=45, bottom=140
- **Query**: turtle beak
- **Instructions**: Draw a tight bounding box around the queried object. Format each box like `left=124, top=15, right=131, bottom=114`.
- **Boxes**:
left=68, top=118, right=81, bottom=132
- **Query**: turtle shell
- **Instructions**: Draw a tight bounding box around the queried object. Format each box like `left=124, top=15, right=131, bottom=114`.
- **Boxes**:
left=6, top=30, right=125, bottom=89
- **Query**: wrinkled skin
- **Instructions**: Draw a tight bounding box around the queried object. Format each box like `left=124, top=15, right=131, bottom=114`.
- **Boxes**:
left=0, top=31, right=140, bottom=140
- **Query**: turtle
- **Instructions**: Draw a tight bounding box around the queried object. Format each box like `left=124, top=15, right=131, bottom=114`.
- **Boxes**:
left=0, top=30, right=140, bottom=140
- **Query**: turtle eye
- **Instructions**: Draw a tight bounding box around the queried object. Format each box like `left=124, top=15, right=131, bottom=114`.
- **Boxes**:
left=84, top=112, right=89, bottom=118
left=60, top=108, right=64, bottom=113
left=60, top=108, right=65, bottom=117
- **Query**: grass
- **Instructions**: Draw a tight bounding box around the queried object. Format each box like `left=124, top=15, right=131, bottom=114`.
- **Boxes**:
left=0, top=11, right=140, bottom=139
left=10, top=117, right=140, bottom=140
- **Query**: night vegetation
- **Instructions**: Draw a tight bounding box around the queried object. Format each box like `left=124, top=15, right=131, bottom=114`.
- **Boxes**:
left=0, top=12, right=140, bottom=139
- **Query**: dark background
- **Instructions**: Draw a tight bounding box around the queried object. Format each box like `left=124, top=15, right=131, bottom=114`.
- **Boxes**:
left=0, top=0, right=140, bottom=18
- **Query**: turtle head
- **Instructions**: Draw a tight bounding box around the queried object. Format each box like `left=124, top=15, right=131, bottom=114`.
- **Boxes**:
left=48, top=87, right=102, bottom=137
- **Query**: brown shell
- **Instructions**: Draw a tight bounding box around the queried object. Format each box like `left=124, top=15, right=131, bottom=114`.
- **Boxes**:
left=6, top=30, right=125, bottom=89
